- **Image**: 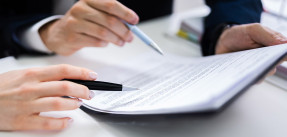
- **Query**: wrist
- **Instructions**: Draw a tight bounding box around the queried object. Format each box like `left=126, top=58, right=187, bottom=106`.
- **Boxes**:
left=39, top=20, right=58, bottom=51
left=201, top=23, right=237, bottom=56
left=215, top=24, right=235, bottom=54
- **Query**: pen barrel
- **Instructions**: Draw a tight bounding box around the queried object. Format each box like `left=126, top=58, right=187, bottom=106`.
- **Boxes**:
left=130, top=26, right=153, bottom=45
left=63, top=79, right=122, bottom=91
left=123, top=21, right=163, bottom=55
left=124, top=22, right=153, bottom=45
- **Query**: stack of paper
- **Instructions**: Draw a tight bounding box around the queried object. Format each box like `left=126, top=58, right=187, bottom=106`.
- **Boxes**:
left=83, top=44, right=287, bottom=115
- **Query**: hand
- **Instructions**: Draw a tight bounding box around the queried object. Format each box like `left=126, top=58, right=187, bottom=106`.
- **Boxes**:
left=215, top=23, right=287, bottom=54
left=40, top=0, right=139, bottom=56
left=216, top=23, right=287, bottom=77
left=0, top=64, right=97, bottom=131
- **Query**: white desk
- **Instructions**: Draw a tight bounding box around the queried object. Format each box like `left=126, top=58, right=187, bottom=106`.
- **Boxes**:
left=1, top=16, right=287, bottom=137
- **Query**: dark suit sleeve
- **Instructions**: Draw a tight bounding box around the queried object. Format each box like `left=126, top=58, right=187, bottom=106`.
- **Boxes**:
left=0, top=0, right=53, bottom=58
left=0, top=15, right=53, bottom=58
left=200, top=0, right=263, bottom=56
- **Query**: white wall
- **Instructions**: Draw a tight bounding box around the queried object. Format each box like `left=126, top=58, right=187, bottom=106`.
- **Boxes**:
left=173, top=0, right=204, bottom=13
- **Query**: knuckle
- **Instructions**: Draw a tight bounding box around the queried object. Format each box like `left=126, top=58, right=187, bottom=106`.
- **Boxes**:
left=98, top=28, right=109, bottom=37
left=18, top=84, right=35, bottom=94
left=52, top=99, right=64, bottom=110
left=70, top=3, right=84, bottom=16
left=80, top=68, right=89, bottom=79
left=104, top=0, right=117, bottom=11
left=78, top=70, right=87, bottom=80
left=58, top=64, right=72, bottom=76
left=106, top=17, right=117, bottom=27
left=22, top=69, right=38, bottom=78
left=93, top=40, right=106, bottom=47
left=42, top=119, right=54, bottom=130
left=59, top=82, right=72, bottom=93
left=65, top=17, right=78, bottom=28
left=83, top=86, right=90, bottom=99
left=98, top=41, right=108, bottom=47
left=250, top=23, right=261, bottom=29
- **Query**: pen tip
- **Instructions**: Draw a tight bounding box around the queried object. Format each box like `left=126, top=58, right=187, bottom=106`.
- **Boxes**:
left=149, top=43, right=164, bottom=55
left=122, top=86, right=139, bottom=91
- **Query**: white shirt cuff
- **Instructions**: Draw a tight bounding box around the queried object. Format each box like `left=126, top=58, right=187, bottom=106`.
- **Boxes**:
left=19, top=15, right=63, bottom=53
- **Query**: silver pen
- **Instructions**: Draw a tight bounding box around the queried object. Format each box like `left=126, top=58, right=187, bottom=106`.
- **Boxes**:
left=123, top=21, right=164, bottom=55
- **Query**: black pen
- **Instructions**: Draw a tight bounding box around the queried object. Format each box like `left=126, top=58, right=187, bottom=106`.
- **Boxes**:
left=63, top=79, right=138, bottom=91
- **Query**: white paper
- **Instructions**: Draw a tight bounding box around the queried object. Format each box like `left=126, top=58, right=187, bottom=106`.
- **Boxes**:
left=83, top=44, right=287, bottom=114
left=262, top=0, right=287, bottom=17
left=0, top=56, right=20, bottom=73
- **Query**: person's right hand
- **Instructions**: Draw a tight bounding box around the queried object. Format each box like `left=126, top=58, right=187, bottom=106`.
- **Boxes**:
left=40, top=0, right=139, bottom=56
left=0, top=64, right=97, bottom=131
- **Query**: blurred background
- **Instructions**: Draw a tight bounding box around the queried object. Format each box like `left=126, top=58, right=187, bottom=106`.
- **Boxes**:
left=174, top=0, right=204, bottom=13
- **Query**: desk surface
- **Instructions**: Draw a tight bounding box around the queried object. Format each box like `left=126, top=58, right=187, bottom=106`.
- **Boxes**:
left=1, top=16, right=287, bottom=137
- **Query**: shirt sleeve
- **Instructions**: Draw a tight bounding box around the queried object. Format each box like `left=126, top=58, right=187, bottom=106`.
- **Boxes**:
left=201, top=0, right=263, bottom=56
left=19, top=15, right=63, bottom=54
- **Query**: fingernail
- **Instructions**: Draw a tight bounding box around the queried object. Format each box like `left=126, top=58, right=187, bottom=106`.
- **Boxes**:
left=118, top=40, right=125, bottom=46
left=78, top=100, right=83, bottom=107
left=131, top=11, right=139, bottom=24
left=277, top=37, right=287, bottom=42
left=89, top=72, right=98, bottom=80
left=89, top=90, right=95, bottom=99
left=127, top=35, right=133, bottom=42
left=68, top=118, right=74, bottom=125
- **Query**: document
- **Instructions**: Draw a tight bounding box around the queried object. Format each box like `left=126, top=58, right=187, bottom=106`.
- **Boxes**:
left=0, top=57, right=20, bottom=73
left=83, top=44, right=287, bottom=114
left=261, top=12, right=287, bottom=89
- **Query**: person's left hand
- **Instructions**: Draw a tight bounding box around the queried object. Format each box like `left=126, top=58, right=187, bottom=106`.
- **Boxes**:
left=215, top=23, right=287, bottom=54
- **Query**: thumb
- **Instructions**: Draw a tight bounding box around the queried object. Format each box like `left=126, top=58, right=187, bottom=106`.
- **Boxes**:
left=248, top=24, right=287, bottom=46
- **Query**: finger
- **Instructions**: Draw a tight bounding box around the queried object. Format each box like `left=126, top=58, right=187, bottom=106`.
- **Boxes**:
left=87, top=0, right=139, bottom=24
left=56, top=33, right=108, bottom=54
left=76, top=19, right=125, bottom=46
left=268, top=68, right=277, bottom=76
left=30, top=97, right=82, bottom=113
left=16, top=115, right=72, bottom=130
left=79, top=3, right=133, bottom=42
left=30, top=81, right=92, bottom=100
left=256, top=68, right=277, bottom=84
left=28, top=64, right=98, bottom=81
left=249, top=24, right=287, bottom=46
left=265, top=26, right=287, bottom=41
left=75, top=33, right=108, bottom=48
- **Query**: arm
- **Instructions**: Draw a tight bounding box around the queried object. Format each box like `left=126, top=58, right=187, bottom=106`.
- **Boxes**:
left=1, top=0, right=140, bottom=58
left=201, top=0, right=263, bottom=56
